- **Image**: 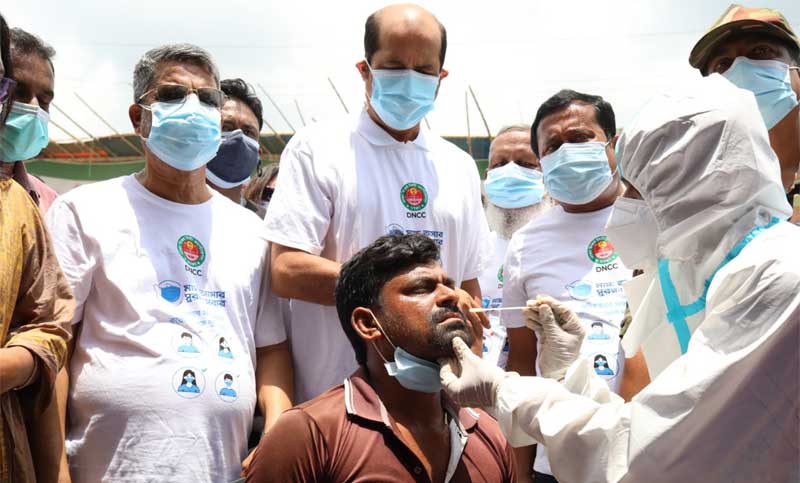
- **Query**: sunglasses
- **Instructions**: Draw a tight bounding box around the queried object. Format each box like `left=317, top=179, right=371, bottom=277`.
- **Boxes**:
left=261, top=186, right=275, bottom=202
left=137, top=83, right=226, bottom=109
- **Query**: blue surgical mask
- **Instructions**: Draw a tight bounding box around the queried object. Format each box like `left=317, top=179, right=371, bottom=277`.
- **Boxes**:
left=540, top=141, right=615, bottom=205
left=224, top=379, right=232, bottom=387
left=484, top=162, right=544, bottom=208
left=142, top=94, right=221, bottom=171
left=206, top=129, right=260, bottom=188
left=185, top=376, right=195, bottom=383
left=0, top=102, right=50, bottom=162
left=367, top=61, right=439, bottom=131
left=371, top=313, right=442, bottom=393
left=722, top=57, right=799, bottom=129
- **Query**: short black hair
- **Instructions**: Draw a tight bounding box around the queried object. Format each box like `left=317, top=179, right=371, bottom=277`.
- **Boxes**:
left=10, top=27, right=55, bottom=73
left=335, top=234, right=440, bottom=365
left=181, top=332, right=192, bottom=338
left=224, top=373, right=233, bottom=381
left=530, top=89, right=616, bottom=157
left=364, top=13, right=447, bottom=68
left=220, top=78, right=263, bottom=130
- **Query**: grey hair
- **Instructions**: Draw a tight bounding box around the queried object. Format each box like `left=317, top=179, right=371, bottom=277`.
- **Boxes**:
left=132, top=43, right=219, bottom=102
left=10, top=28, right=56, bottom=71
left=488, top=124, right=531, bottom=159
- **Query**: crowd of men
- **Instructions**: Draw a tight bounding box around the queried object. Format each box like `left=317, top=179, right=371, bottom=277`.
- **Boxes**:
left=0, top=3, right=798, bottom=483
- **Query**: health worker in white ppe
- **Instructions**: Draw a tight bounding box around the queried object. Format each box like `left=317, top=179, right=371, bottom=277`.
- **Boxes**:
left=438, top=74, right=800, bottom=483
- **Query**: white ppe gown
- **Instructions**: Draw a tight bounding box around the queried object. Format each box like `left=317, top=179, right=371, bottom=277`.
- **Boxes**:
left=492, top=75, right=800, bottom=483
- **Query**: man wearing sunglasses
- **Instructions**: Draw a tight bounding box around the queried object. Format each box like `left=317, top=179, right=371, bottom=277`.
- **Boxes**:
left=0, top=28, right=59, bottom=214
left=265, top=2, right=491, bottom=406
left=205, top=78, right=263, bottom=204
left=45, top=44, right=293, bottom=483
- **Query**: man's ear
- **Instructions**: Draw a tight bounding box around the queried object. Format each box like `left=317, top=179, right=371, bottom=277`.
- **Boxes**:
left=351, top=307, right=381, bottom=341
left=129, top=104, right=147, bottom=137
left=356, top=60, right=369, bottom=82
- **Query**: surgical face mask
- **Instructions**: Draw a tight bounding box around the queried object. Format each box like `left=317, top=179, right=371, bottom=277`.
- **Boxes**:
left=722, top=57, right=800, bottom=129
left=206, top=129, right=260, bottom=188
left=0, top=101, right=50, bottom=162
left=142, top=94, right=221, bottom=171
left=484, top=162, right=545, bottom=209
left=540, top=141, right=614, bottom=205
left=224, top=379, right=232, bottom=387
left=367, top=61, right=439, bottom=131
left=185, top=376, right=194, bottom=383
left=605, top=197, right=659, bottom=270
left=370, top=312, right=442, bottom=393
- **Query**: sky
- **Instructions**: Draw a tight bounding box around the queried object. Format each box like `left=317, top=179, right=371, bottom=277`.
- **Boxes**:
left=4, top=0, right=800, bottom=141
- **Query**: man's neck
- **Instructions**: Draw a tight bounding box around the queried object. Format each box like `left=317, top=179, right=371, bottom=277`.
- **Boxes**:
left=0, top=161, right=16, bottom=177
left=366, top=106, right=421, bottom=143
left=136, top=155, right=212, bottom=205
left=365, top=359, right=446, bottom=429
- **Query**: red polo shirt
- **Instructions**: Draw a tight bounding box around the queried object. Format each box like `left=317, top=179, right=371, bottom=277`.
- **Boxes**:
left=246, top=369, right=516, bottom=482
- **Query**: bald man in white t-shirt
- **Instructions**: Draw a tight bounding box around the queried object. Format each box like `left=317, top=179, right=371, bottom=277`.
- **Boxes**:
left=266, top=4, right=490, bottom=403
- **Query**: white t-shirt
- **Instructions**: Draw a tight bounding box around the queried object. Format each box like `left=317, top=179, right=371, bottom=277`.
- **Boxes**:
left=477, top=231, right=510, bottom=368
left=265, top=110, right=490, bottom=402
left=46, top=175, right=286, bottom=483
left=501, top=204, right=631, bottom=475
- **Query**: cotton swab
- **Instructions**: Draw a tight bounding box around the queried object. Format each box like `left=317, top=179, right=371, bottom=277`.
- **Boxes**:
left=469, top=306, right=529, bottom=313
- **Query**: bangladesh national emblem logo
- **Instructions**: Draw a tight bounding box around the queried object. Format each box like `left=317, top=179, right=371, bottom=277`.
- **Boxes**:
left=400, top=183, right=428, bottom=212
left=497, top=264, right=504, bottom=283
left=178, top=235, right=206, bottom=267
left=587, top=236, right=618, bottom=265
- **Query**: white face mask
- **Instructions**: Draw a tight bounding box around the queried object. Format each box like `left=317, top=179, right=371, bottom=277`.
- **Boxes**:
left=605, top=197, right=659, bottom=270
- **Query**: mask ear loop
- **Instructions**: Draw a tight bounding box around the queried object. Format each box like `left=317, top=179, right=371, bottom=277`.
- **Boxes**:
left=369, top=310, right=397, bottom=364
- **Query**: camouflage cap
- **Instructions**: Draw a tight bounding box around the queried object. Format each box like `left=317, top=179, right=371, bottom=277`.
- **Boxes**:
left=689, top=4, right=800, bottom=71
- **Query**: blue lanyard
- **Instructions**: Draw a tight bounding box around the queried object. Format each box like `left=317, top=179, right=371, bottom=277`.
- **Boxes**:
left=657, top=217, right=781, bottom=354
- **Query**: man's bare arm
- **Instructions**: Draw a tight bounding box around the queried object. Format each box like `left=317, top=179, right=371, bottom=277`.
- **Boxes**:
left=270, top=244, right=340, bottom=305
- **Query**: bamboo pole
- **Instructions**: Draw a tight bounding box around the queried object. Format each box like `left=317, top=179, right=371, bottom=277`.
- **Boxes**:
left=262, top=117, right=287, bottom=147
left=48, top=118, right=100, bottom=160
left=465, top=90, right=473, bottom=156
left=52, top=102, right=117, bottom=157
left=294, top=99, right=306, bottom=127
left=328, top=77, right=350, bottom=114
left=74, top=92, right=145, bottom=157
left=468, top=85, right=492, bottom=141
left=257, top=84, right=295, bottom=133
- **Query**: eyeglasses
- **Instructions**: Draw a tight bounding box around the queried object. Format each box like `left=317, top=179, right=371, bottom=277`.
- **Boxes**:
left=137, top=83, right=226, bottom=109
left=261, top=186, right=275, bottom=202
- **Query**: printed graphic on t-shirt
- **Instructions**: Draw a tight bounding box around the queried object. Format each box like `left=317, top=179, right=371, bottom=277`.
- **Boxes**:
left=587, top=322, right=611, bottom=340
left=587, top=236, right=618, bottom=266
left=215, top=372, right=239, bottom=402
left=216, top=335, right=235, bottom=360
left=592, top=353, right=616, bottom=376
left=565, top=280, right=593, bottom=300
left=178, top=235, right=207, bottom=277
left=401, top=182, right=428, bottom=212
left=384, top=223, right=445, bottom=247
left=173, top=367, right=205, bottom=398
left=173, top=329, right=204, bottom=357
left=154, top=280, right=183, bottom=305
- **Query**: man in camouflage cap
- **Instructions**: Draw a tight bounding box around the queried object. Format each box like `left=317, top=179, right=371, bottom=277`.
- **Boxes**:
left=690, top=4, right=800, bottom=191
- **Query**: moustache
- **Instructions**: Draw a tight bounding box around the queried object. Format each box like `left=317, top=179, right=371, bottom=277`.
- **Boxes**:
left=428, top=304, right=467, bottom=326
